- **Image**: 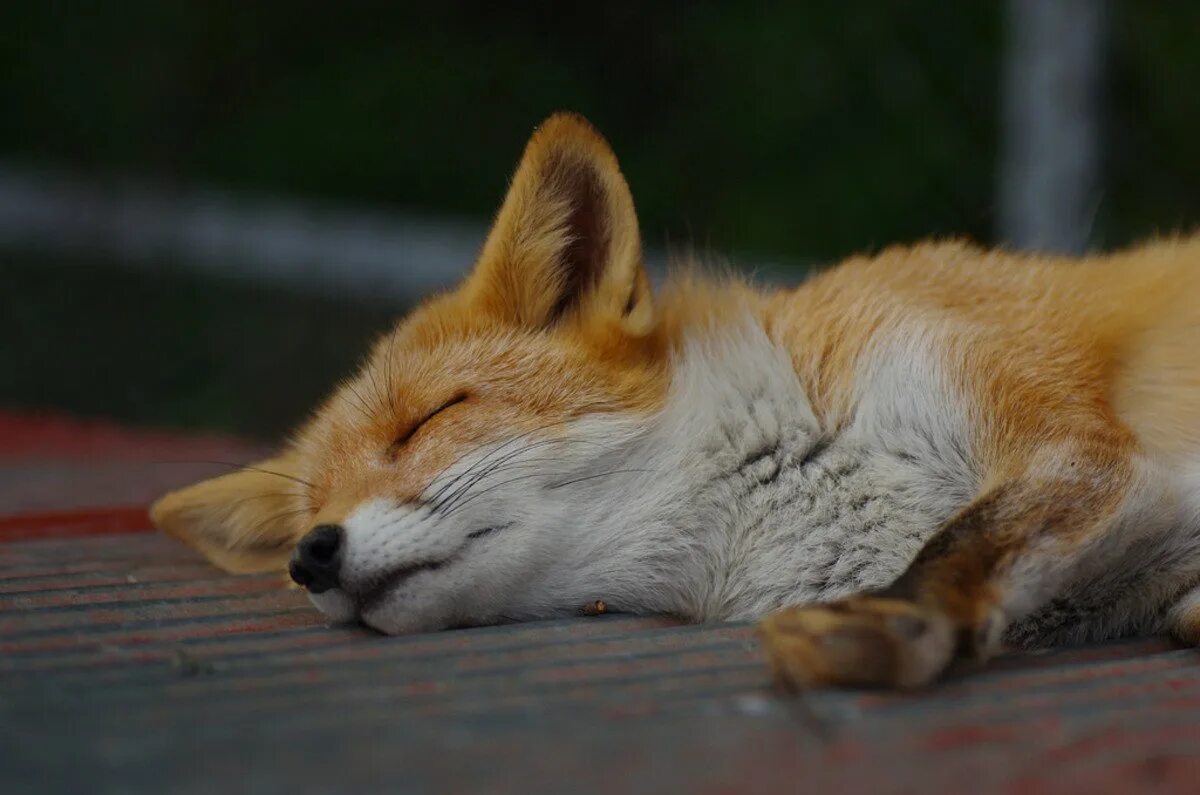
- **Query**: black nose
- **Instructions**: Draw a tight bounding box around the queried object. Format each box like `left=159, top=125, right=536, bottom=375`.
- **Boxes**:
left=289, top=524, right=344, bottom=593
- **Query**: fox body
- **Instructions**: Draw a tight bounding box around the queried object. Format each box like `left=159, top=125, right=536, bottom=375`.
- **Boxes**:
left=153, top=114, right=1200, bottom=688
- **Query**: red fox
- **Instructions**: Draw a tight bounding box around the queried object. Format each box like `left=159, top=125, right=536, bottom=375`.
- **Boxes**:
left=152, top=113, right=1200, bottom=689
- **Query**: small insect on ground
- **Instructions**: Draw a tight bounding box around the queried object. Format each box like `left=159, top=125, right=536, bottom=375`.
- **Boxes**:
left=581, top=599, right=607, bottom=616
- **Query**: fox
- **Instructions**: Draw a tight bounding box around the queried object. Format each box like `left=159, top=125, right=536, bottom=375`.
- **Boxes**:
left=151, top=112, right=1200, bottom=689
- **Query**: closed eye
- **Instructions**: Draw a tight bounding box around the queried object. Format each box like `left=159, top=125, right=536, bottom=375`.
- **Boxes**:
left=391, top=393, right=468, bottom=451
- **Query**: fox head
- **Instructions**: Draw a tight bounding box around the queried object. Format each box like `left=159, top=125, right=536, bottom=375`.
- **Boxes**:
left=151, top=113, right=701, bottom=633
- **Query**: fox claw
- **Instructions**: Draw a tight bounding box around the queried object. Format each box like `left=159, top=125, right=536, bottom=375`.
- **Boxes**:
left=757, top=596, right=955, bottom=689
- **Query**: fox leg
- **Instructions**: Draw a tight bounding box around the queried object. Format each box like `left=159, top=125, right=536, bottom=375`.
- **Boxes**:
left=759, top=444, right=1147, bottom=688
left=1168, top=585, right=1200, bottom=645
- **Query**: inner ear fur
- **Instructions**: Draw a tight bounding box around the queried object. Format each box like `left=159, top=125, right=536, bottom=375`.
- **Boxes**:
left=466, top=112, right=653, bottom=334
left=149, top=453, right=310, bottom=575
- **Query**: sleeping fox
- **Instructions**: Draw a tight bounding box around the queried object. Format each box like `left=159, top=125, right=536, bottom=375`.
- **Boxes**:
left=151, top=113, right=1200, bottom=689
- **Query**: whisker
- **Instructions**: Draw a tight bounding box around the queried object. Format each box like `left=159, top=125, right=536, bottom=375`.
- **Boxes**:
left=547, top=469, right=653, bottom=490
left=433, top=435, right=619, bottom=516
left=424, top=422, right=567, bottom=504
left=243, top=507, right=314, bottom=542
left=440, top=472, right=557, bottom=518
left=433, top=454, right=584, bottom=516
left=155, top=460, right=316, bottom=490
left=433, top=438, right=576, bottom=514
left=342, top=379, right=376, bottom=421
left=212, top=462, right=315, bottom=490
left=223, top=490, right=312, bottom=510
left=424, top=418, right=601, bottom=508
left=363, top=347, right=388, bottom=416
left=384, top=328, right=399, bottom=417
left=444, top=467, right=648, bottom=519
left=233, top=465, right=315, bottom=489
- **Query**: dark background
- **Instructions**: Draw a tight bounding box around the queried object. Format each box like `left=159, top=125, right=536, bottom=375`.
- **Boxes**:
left=2, top=2, right=1197, bottom=439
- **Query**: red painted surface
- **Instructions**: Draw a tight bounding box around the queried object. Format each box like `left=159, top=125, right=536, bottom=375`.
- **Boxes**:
left=0, top=505, right=153, bottom=541
left=0, top=410, right=269, bottom=514
left=0, top=410, right=263, bottom=460
left=3, top=412, right=1200, bottom=794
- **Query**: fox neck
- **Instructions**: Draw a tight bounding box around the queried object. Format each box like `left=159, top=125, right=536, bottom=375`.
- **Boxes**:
left=516, top=309, right=834, bottom=622
left=515, top=293, right=960, bottom=625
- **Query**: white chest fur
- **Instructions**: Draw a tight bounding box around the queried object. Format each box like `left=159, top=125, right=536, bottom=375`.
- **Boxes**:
left=553, top=321, right=982, bottom=622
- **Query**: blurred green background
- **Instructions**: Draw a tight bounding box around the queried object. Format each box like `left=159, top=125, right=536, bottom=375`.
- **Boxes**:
left=1, top=2, right=1197, bottom=439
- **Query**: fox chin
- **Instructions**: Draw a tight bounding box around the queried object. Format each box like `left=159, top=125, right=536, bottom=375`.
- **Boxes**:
left=152, top=112, right=1200, bottom=689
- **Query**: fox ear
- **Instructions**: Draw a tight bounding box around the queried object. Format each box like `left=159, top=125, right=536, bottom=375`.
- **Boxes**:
left=467, top=112, right=653, bottom=334
left=149, top=453, right=310, bottom=575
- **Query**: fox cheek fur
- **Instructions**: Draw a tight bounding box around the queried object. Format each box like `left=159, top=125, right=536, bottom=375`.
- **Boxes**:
left=152, top=112, right=1200, bottom=689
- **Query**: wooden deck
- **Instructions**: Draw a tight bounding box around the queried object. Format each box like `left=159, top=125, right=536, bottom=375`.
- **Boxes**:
left=3, top=412, right=1199, bottom=794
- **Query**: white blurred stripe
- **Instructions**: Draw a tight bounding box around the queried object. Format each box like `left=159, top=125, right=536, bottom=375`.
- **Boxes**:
left=0, top=164, right=484, bottom=301
left=0, top=163, right=796, bottom=300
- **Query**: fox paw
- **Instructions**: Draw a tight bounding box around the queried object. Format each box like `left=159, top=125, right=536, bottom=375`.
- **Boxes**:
left=757, top=596, right=955, bottom=689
